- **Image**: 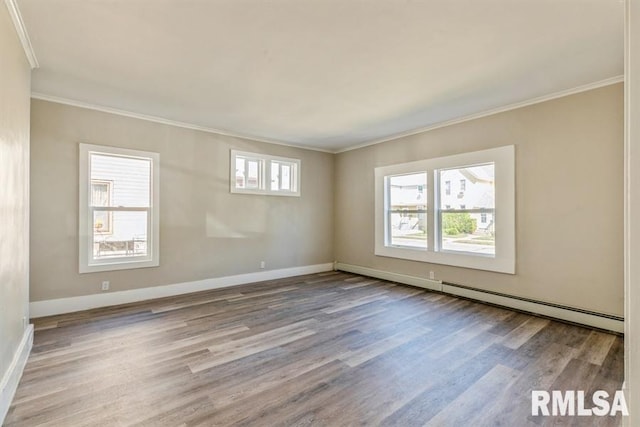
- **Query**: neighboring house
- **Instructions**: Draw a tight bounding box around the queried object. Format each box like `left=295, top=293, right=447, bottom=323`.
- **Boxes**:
left=388, top=165, right=495, bottom=239
left=440, top=165, right=495, bottom=234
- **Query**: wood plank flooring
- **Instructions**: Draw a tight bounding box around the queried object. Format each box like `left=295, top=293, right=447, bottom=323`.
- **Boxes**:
left=5, top=272, right=624, bottom=426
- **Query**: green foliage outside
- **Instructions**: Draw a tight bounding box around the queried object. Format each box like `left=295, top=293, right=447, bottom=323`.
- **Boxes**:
left=442, top=213, right=477, bottom=236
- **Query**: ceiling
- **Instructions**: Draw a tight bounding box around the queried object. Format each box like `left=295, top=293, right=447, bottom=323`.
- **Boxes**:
left=17, top=0, right=624, bottom=152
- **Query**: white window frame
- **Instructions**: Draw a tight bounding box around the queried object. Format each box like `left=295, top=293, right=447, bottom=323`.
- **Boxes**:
left=79, top=143, right=160, bottom=273
left=230, top=150, right=301, bottom=196
left=375, top=145, right=515, bottom=274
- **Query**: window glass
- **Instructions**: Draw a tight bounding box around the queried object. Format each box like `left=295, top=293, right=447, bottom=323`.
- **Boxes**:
left=387, top=173, right=427, bottom=248
left=93, top=211, right=148, bottom=259
left=271, top=162, right=280, bottom=191
left=247, top=160, right=260, bottom=188
left=235, top=156, right=261, bottom=189
left=439, top=164, right=495, bottom=255
left=281, top=164, right=291, bottom=190
left=90, top=154, right=151, bottom=207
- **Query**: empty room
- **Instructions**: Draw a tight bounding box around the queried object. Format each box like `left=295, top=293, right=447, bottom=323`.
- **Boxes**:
left=2, top=0, right=640, bottom=426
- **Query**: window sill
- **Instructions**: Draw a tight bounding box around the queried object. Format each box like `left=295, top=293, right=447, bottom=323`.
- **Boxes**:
left=375, top=245, right=515, bottom=274
left=79, top=258, right=159, bottom=274
left=230, top=188, right=300, bottom=197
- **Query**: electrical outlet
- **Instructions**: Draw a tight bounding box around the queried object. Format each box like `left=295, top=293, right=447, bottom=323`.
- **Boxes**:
left=429, top=271, right=435, bottom=280
left=260, top=261, right=266, bottom=269
left=101, top=281, right=110, bottom=291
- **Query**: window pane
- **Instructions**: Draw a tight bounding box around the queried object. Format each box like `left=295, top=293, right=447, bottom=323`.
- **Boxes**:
left=439, top=163, right=494, bottom=210
left=281, top=164, right=291, bottom=190
left=388, top=173, right=427, bottom=248
left=247, top=160, right=259, bottom=188
left=271, top=162, right=280, bottom=191
left=439, top=163, right=495, bottom=255
left=389, top=212, right=427, bottom=248
left=93, top=210, right=148, bottom=260
left=93, top=210, right=112, bottom=234
left=441, top=211, right=495, bottom=255
left=91, top=154, right=151, bottom=207
left=235, top=158, right=245, bottom=188
left=235, top=157, right=261, bottom=189
left=270, top=161, right=297, bottom=192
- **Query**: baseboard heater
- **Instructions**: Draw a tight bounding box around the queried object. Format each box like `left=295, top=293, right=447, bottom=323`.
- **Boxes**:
left=334, top=262, right=623, bottom=333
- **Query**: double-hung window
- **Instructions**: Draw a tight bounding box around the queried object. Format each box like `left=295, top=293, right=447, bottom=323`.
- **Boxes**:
left=231, top=150, right=300, bottom=196
left=375, top=145, right=515, bottom=274
left=79, top=144, right=160, bottom=273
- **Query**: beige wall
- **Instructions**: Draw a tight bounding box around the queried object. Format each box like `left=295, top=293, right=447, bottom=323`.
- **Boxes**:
left=335, top=84, right=624, bottom=316
left=30, top=100, right=334, bottom=301
left=0, top=5, right=31, bottom=390
left=29, top=82, right=623, bottom=318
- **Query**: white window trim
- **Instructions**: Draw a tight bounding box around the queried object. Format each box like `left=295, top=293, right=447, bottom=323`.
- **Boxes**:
left=230, top=149, right=301, bottom=197
left=374, top=145, right=515, bottom=274
left=79, top=143, right=160, bottom=274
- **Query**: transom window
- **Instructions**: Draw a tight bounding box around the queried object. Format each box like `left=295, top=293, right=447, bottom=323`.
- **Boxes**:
left=79, top=144, right=160, bottom=273
left=231, top=150, right=300, bottom=196
left=375, top=146, right=515, bottom=274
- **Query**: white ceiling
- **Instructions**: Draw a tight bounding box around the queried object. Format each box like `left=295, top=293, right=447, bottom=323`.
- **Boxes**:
left=18, top=0, right=623, bottom=152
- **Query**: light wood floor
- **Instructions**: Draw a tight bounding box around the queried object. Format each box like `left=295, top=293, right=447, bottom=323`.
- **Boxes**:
left=6, top=272, right=624, bottom=426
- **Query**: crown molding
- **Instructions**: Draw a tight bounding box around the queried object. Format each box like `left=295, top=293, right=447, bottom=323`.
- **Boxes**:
left=336, top=75, right=625, bottom=154
left=30, top=93, right=334, bottom=154
left=4, top=0, right=38, bottom=69
left=33, top=75, right=623, bottom=155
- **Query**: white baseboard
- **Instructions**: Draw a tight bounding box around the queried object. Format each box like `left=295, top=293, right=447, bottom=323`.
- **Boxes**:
left=0, top=324, right=34, bottom=425
left=335, top=263, right=443, bottom=291
left=335, top=263, right=624, bottom=333
left=30, top=263, right=334, bottom=318
left=442, top=283, right=624, bottom=333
